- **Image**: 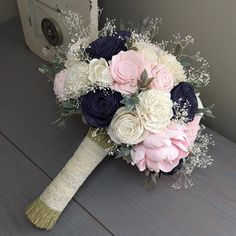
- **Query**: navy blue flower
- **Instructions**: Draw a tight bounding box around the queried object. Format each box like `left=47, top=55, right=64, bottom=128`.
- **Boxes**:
left=171, top=82, right=198, bottom=122
left=86, top=32, right=130, bottom=61
left=81, top=89, right=123, bottom=128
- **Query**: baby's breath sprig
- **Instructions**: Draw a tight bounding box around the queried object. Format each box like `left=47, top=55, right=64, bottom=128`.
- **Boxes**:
left=59, top=10, right=90, bottom=43
left=172, top=125, right=214, bottom=189
left=172, top=99, right=191, bottom=124
left=99, top=18, right=117, bottom=37
left=163, top=34, right=210, bottom=88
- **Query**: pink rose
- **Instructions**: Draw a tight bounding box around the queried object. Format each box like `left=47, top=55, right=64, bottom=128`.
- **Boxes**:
left=131, top=123, right=190, bottom=173
left=147, top=64, right=174, bottom=92
left=110, top=50, right=143, bottom=94
left=54, top=69, right=68, bottom=101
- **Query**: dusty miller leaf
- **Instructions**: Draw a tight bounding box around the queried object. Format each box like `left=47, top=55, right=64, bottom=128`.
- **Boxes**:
left=197, top=104, right=215, bottom=118
left=140, top=69, right=148, bottom=83
left=120, top=94, right=140, bottom=111
left=174, top=43, right=183, bottom=58
left=115, top=145, right=132, bottom=163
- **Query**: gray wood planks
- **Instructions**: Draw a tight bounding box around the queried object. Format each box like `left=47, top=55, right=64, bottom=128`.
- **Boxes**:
left=0, top=19, right=88, bottom=177
left=0, top=133, right=112, bottom=236
left=1, top=18, right=236, bottom=236
left=76, top=129, right=236, bottom=236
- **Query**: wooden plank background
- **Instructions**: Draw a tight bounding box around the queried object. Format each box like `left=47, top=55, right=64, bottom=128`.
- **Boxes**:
left=0, top=133, right=112, bottom=236
left=0, top=18, right=236, bottom=236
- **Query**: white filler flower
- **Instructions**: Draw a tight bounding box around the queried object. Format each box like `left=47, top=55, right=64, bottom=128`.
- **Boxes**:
left=108, top=107, right=149, bottom=145
left=65, top=38, right=90, bottom=68
left=157, top=51, right=186, bottom=85
left=64, top=62, right=90, bottom=99
left=88, top=58, right=112, bottom=86
left=136, top=89, right=173, bottom=133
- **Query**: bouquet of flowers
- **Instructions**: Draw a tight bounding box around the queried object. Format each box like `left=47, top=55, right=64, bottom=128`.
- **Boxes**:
left=26, top=12, right=214, bottom=230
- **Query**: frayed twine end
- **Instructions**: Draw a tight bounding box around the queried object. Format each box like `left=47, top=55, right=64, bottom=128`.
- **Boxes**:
left=25, top=198, right=61, bottom=230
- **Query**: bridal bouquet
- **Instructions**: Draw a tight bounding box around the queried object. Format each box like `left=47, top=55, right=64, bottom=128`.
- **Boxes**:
left=26, top=13, right=214, bottom=230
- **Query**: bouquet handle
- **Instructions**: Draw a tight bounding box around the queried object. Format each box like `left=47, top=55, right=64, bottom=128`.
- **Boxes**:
left=25, top=130, right=109, bottom=230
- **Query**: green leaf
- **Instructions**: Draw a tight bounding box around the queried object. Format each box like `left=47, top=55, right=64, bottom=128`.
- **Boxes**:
left=140, top=69, right=148, bottom=83
left=142, top=176, right=155, bottom=188
left=144, top=77, right=155, bottom=88
left=38, top=64, right=55, bottom=79
left=174, top=43, right=183, bottom=58
left=122, top=155, right=132, bottom=164
left=115, top=145, right=132, bottom=163
left=62, top=101, right=74, bottom=109
left=180, top=60, right=191, bottom=68
left=119, top=18, right=126, bottom=31
left=120, top=94, right=140, bottom=111
left=51, top=117, right=65, bottom=128
left=138, top=70, right=156, bottom=90
left=197, top=104, right=215, bottom=118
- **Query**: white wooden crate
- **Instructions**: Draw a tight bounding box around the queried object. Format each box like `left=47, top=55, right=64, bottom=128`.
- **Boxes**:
left=16, top=0, right=98, bottom=61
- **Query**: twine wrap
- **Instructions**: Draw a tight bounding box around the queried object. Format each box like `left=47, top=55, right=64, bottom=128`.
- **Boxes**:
left=26, top=129, right=112, bottom=230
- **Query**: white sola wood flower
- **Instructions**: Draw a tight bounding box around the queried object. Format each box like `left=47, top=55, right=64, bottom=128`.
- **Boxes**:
left=88, top=58, right=112, bottom=86
left=136, top=89, right=173, bottom=133
left=108, top=107, right=149, bottom=145
left=157, top=51, right=186, bottom=85
left=134, top=41, right=162, bottom=63
left=64, top=62, right=90, bottom=99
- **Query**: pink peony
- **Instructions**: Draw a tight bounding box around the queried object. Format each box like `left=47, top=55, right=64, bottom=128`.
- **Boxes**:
left=131, top=117, right=201, bottom=173
left=110, top=50, right=144, bottom=94
left=54, top=69, right=68, bottom=101
left=184, top=115, right=201, bottom=145
left=146, top=64, right=174, bottom=92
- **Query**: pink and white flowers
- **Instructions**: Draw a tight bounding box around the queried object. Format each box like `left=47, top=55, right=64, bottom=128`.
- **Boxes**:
left=157, top=52, right=186, bottom=85
left=53, top=44, right=203, bottom=175
left=51, top=24, right=213, bottom=178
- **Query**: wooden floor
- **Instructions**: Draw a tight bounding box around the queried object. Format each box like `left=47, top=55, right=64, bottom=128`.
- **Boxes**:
left=0, top=19, right=236, bottom=236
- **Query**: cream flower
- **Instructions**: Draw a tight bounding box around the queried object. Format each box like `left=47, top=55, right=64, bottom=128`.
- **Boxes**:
left=157, top=51, right=186, bottom=85
left=64, top=62, right=90, bottom=99
left=136, top=89, right=173, bottom=133
left=108, top=107, right=149, bottom=145
left=88, top=58, right=112, bottom=86
left=135, top=42, right=162, bottom=63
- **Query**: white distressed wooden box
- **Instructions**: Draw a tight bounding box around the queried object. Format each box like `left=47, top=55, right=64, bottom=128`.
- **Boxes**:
left=16, top=0, right=98, bottom=61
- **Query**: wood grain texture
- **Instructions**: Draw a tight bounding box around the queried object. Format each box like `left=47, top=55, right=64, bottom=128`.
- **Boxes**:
left=0, top=19, right=89, bottom=177
left=76, top=129, right=236, bottom=236
left=0, top=133, right=112, bottom=236
left=1, top=19, right=236, bottom=236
